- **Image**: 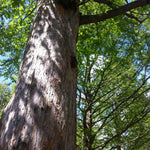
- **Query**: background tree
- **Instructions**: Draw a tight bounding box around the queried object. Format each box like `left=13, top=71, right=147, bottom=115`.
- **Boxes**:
left=0, top=83, right=12, bottom=117
left=76, top=4, right=150, bottom=148
left=77, top=49, right=150, bottom=149
left=0, top=0, right=150, bottom=150
left=0, top=0, right=36, bottom=82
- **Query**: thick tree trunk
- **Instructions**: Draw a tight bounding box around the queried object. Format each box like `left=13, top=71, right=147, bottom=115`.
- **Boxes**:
left=0, top=0, right=79, bottom=149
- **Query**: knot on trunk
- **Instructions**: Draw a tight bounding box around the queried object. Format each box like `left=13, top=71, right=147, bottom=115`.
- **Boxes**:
left=70, top=55, right=77, bottom=69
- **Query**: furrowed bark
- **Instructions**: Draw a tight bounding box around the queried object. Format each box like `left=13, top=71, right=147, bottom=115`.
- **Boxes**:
left=80, top=0, right=150, bottom=25
left=0, top=0, right=79, bottom=149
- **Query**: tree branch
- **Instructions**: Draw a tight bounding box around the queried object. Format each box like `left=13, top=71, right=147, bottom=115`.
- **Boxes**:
left=94, top=0, right=142, bottom=23
left=94, top=108, right=150, bottom=149
left=80, top=0, right=150, bottom=25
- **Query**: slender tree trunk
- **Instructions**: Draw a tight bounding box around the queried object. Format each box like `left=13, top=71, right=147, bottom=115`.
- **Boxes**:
left=83, top=103, right=94, bottom=150
left=0, top=0, right=79, bottom=149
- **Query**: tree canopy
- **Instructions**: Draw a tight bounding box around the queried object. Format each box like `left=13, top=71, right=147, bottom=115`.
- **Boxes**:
left=1, top=0, right=150, bottom=81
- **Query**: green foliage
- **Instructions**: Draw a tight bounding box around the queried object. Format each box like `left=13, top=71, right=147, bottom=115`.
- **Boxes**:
left=0, top=0, right=36, bottom=82
left=0, top=83, right=12, bottom=117
left=77, top=1, right=150, bottom=149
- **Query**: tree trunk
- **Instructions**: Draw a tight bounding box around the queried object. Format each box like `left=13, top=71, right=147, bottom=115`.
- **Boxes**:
left=0, top=0, right=79, bottom=149
left=83, top=102, right=94, bottom=150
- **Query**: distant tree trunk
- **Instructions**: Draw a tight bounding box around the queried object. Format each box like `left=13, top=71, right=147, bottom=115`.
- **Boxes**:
left=83, top=101, right=94, bottom=150
left=0, top=0, right=79, bottom=149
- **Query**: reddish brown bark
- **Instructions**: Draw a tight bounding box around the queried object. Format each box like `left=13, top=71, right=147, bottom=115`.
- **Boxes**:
left=0, top=0, right=79, bottom=149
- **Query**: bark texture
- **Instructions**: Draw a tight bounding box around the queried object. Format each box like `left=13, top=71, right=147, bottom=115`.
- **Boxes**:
left=0, top=0, right=79, bottom=149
